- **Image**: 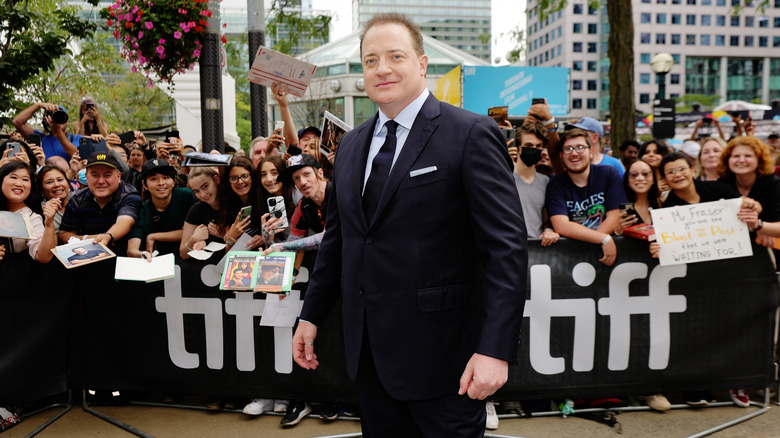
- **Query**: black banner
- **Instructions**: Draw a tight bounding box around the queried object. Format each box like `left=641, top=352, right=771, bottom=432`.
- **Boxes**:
left=1, top=237, right=777, bottom=405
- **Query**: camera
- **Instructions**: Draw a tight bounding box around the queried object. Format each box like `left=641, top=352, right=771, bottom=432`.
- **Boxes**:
left=49, top=110, right=68, bottom=124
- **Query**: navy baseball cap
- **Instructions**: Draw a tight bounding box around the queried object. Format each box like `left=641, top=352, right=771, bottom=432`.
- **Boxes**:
left=297, top=126, right=321, bottom=140
left=565, top=117, right=604, bottom=138
left=86, top=151, right=121, bottom=169
left=141, top=158, right=177, bottom=180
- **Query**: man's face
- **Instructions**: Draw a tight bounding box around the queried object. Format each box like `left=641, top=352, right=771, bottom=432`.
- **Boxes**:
left=561, top=136, right=592, bottom=174
left=251, top=140, right=268, bottom=168
left=768, top=137, right=780, bottom=151
left=129, top=149, right=145, bottom=167
left=86, top=164, right=121, bottom=201
left=143, top=171, right=175, bottom=200
left=622, top=145, right=639, bottom=164
left=663, top=158, right=694, bottom=192
left=261, top=269, right=274, bottom=280
left=361, top=23, right=428, bottom=118
left=73, top=247, right=87, bottom=255
left=292, top=166, right=323, bottom=199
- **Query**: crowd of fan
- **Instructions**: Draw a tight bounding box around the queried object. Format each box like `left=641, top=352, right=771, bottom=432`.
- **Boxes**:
left=2, top=92, right=780, bottom=428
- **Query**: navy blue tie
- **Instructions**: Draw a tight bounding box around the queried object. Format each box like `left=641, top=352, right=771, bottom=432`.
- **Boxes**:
left=363, top=120, right=398, bottom=222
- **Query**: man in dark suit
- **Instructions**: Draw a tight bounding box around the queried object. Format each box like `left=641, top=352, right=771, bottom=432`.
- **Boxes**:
left=292, top=12, right=527, bottom=437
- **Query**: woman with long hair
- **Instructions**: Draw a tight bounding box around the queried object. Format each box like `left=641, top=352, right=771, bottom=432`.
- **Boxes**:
left=0, top=162, right=58, bottom=263
left=36, top=165, right=72, bottom=233
left=219, top=156, right=263, bottom=250
left=255, top=155, right=296, bottom=244
left=615, top=159, right=660, bottom=235
left=637, top=139, right=672, bottom=202
left=180, top=166, right=223, bottom=259
left=72, top=97, right=108, bottom=137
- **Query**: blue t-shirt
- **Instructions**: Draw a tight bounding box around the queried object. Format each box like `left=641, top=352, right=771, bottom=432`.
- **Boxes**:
left=34, top=129, right=82, bottom=160
left=596, top=154, right=625, bottom=177
left=546, top=164, right=627, bottom=230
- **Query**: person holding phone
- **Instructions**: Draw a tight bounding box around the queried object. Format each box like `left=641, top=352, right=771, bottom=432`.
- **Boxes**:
left=73, top=97, right=108, bottom=137
left=219, top=156, right=263, bottom=251
left=615, top=159, right=660, bottom=235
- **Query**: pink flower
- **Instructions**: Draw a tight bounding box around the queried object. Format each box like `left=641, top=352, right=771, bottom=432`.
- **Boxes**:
left=148, top=79, right=154, bottom=87
left=158, top=52, right=166, bottom=59
left=173, top=30, right=182, bottom=39
left=132, top=66, right=138, bottom=73
left=156, top=45, right=165, bottom=54
left=159, top=38, right=165, bottom=44
left=137, top=31, right=143, bottom=39
left=192, top=49, right=201, bottom=57
left=138, top=55, right=146, bottom=64
left=144, top=21, right=153, bottom=29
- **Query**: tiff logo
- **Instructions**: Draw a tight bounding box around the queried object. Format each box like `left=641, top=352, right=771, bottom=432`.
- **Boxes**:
left=524, top=262, right=687, bottom=375
left=155, top=265, right=305, bottom=374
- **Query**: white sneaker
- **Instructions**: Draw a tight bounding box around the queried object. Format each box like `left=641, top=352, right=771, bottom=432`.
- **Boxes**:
left=485, top=402, right=499, bottom=430
left=243, top=398, right=274, bottom=415
left=274, top=399, right=290, bottom=413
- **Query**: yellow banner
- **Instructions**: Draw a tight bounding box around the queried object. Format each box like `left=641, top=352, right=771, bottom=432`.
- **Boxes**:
left=433, top=65, right=461, bottom=107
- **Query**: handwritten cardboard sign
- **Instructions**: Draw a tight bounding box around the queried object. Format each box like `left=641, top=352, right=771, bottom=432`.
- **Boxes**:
left=650, top=198, right=752, bottom=266
left=247, top=46, right=317, bottom=97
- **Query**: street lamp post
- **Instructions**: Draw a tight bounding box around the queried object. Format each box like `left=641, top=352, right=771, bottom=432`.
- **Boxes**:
left=651, top=53, right=674, bottom=100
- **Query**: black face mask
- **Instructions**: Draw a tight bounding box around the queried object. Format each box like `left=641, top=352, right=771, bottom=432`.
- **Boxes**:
left=520, top=147, right=543, bottom=167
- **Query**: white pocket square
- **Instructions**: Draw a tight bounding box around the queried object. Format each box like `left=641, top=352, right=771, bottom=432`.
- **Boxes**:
left=410, top=166, right=437, bottom=177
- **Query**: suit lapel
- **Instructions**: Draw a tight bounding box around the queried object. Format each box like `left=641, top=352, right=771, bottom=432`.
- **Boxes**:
left=369, top=94, right=441, bottom=228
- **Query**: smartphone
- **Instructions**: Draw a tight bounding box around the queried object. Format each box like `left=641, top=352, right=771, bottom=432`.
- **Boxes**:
left=288, top=145, right=302, bottom=156
left=78, top=137, right=108, bottom=158
left=266, top=196, right=289, bottom=230
left=28, top=134, right=42, bottom=146
left=532, top=98, right=546, bottom=105
left=239, top=205, right=252, bottom=222
left=274, top=121, right=285, bottom=132
left=5, top=142, right=21, bottom=158
left=118, top=130, right=135, bottom=145
left=702, top=117, right=712, bottom=125
left=502, top=128, right=516, bottom=144
left=619, top=202, right=638, bottom=220
left=164, top=129, right=179, bottom=141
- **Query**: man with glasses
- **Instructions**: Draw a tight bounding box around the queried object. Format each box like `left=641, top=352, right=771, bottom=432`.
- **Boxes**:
left=545, top=128, right=626, bottom=266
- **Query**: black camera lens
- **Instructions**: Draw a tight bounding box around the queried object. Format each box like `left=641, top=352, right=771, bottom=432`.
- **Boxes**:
left=268, top=199, right=276, bottom=206
left=50, top=110, right=68, bottom=124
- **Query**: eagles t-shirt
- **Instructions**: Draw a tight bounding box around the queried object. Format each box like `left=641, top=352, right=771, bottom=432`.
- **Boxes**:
left=545, top=164, right=627, bottom=230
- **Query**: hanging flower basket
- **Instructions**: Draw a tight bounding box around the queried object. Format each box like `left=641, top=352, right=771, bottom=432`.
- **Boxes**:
left=101, top=0, right=211, bottom=84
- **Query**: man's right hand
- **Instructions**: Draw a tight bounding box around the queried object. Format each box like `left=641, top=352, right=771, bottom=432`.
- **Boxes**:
left=292, top=320, right=319, bottom=370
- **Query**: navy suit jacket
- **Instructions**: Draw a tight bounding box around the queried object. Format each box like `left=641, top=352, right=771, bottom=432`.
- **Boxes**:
left=300, top=93, right=528, bottom=401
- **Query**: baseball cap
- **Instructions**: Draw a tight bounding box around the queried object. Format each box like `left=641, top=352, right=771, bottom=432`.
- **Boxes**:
left=768, top=132, right=779, bottom=140
left=141, top=158, right=177, bottom=180
left=680, top=140, right=701, bottom=160
left=297, top=126, right=321, bottom=140
left=279, top=154, right=321, bottom=183
left=565, top=117, right=604, bottom=138
left=86, top=151, right=121, bottom=169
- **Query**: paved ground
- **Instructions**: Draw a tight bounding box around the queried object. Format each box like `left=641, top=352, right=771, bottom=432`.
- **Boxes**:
left=6, top=392, right=780, bottom=438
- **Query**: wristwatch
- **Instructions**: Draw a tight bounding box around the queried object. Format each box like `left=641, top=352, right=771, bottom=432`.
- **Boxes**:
left=755, top=219, right=763, bottom=231
left=225, top=236, right=237, bottom=246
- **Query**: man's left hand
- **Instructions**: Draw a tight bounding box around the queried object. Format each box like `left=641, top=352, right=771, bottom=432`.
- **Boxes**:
left=457, top=353, right=508, bottom=400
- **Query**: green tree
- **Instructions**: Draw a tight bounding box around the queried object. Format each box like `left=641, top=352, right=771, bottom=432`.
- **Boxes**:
left=676, top=94, right=722, bottom=113
left=0, top=0, right=98, bottom=126
left=1, top=0, right=173, bottom=132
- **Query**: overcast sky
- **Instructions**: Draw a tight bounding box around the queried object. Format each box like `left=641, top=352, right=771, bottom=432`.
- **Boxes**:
left=222, top=0, right=526, bottom=64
